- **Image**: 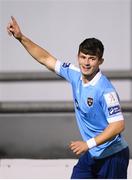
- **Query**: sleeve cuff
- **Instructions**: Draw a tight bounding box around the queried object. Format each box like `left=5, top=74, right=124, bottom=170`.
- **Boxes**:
left=107, top=115, right=124, bottom=123
left=55, top=60, right=61, bottom=74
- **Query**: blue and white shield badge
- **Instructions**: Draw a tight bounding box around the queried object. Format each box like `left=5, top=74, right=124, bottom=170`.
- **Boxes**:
left=87, top=97, right=93, bottom=106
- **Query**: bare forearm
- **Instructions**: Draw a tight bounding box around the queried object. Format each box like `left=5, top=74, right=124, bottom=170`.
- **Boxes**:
left=19, top=34, right=57, bottom=71
left=7, top=16, right=57, bottom=71
left=95, top=120, right=125, bottom=146
left=70, top=121, right=125, bottom=155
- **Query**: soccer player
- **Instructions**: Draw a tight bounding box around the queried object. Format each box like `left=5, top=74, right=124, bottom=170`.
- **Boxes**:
left=7, top=16, right=129, bottom=179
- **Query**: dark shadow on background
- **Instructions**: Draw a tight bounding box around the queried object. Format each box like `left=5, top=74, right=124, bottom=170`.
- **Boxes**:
left=0, top=113, right=131, bottom=159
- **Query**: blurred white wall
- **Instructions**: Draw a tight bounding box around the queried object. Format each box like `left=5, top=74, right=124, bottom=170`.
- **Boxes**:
left=0, top=0, right=131, bottom=101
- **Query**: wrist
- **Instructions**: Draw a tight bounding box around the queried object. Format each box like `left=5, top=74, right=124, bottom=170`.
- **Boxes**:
left=18, top=33, right=25, bottom=42
left=86, top=138, right=97, bottom=149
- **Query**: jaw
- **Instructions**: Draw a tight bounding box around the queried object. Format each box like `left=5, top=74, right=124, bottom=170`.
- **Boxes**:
left=80, top=66, right=99, bottom=82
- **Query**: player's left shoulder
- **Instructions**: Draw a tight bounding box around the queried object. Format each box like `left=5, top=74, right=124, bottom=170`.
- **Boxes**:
left=103, top=90, right=120, bottom=107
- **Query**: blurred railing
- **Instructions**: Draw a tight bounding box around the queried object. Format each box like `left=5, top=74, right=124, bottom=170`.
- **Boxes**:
left=0, top=70, right=132, bottom=113
left=0, top=70, right=132, bottom=82
left=0, top=101, right=132, bottom=113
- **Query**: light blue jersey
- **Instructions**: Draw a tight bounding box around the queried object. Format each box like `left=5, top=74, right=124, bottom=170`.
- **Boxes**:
left=55, top=60, right=128, bottom=158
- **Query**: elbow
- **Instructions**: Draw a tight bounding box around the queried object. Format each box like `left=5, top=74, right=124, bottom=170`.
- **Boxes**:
left=109, top=120, right=125, bottom=135
left=118, top=120, right=125, bottom=133
left=120, top=125, right=125, bottom=133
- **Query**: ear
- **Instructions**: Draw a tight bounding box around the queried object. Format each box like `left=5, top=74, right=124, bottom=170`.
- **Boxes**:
left=99, top=58, right=104, bottom=65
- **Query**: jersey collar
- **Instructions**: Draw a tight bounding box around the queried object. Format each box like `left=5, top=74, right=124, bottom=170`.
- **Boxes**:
left=81, top=70, right=102, bottom=87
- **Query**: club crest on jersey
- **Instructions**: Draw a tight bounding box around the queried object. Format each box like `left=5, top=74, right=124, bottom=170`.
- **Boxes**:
left=87, top=97, right=93, bottom=106
left=62, top=62, right=71, bottom=68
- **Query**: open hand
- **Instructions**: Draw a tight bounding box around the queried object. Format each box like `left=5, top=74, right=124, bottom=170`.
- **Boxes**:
left=69, top=141, right=88, bottom=155
left=7, top=16, right=22, bottom=40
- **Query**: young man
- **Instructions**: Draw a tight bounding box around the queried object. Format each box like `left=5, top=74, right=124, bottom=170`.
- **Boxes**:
left=7, top=16, right=129, bottom=179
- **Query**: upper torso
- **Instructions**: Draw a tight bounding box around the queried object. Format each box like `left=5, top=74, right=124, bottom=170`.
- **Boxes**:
left=55, top=60, right=128, bottom=158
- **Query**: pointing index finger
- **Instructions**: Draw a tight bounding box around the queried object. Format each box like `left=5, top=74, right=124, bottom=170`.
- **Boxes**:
left=11, top=16, right=17, bottom=24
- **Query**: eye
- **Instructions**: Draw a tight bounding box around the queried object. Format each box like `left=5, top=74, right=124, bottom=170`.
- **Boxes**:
left=80, top=55, right=86, bottom=59
left=90, top=57, right=96, bottom=61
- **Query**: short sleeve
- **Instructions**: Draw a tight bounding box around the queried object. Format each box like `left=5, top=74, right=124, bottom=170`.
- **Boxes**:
left=100, top=91, right=124, bottom=123
left=55, top=60, right=80, bottom=83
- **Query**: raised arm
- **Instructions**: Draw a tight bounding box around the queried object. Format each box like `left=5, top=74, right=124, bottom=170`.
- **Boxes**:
left=7, top=16, right=57, bottom=71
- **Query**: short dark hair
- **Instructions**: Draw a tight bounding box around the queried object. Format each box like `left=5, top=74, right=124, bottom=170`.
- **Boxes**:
left=78, top=38, right=104, bottom=58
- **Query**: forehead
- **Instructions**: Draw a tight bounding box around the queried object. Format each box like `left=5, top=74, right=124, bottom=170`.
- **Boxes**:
left=78, top=52, right=97, bottom=58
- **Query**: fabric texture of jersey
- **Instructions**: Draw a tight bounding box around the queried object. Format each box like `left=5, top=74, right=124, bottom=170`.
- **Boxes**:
left=55, top=60, right=128, bottom=158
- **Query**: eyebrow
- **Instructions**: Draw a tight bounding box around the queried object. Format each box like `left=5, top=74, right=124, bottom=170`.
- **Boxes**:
left=89, top=56, right=97, bottom=58
left=79, top=53, right=97, bottom=58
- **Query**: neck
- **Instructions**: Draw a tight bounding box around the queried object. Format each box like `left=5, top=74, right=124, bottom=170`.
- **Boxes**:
left=82, top=69, right=99, bottom=84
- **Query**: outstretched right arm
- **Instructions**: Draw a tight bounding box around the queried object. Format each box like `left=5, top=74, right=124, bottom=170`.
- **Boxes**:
left=7, top=16, right=56, bottom=72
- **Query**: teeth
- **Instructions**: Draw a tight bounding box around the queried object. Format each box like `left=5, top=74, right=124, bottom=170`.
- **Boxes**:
left=84, top=67, right=90, bottom=69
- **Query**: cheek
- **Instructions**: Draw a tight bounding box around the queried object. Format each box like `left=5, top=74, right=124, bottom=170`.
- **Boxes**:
left=91, top=61, right=100, bottom=67
left=78, top=58, right=83, bottom=65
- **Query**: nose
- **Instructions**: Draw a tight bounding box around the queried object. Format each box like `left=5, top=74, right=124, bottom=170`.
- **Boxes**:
left=84, top=58, right=90, bottom=65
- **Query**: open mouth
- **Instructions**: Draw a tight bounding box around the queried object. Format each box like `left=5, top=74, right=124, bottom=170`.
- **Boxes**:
left=82, top=65, right=91, bottom=70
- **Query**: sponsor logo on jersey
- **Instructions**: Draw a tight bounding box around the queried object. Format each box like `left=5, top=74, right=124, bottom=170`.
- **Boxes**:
left=62, top=62, right=71, bottom=68
left=108, top=105, right=121, bottom=115
left=87, top=97, right=93, bottom=106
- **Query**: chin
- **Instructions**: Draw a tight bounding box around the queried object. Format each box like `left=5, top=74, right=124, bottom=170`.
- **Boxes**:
left=82, top=71, right=92, bottom=77
left=81, top=69, right=91, bottom=74
left=81, top=67, right=90, bottom=74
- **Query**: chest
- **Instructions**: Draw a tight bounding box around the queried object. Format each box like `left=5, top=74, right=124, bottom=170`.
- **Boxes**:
left=73, top=82, right=100, bottom=114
